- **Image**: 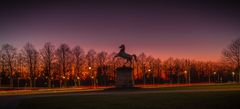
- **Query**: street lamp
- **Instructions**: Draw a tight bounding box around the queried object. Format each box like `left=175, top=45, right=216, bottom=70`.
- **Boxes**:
left=148, top=69, right=151, bottom=72
left=213, top=72, right=219, bottom=83
left=232, top=72, right=235, bottom=82
left=0, top=77, right=2, bottom=87
left=148, top=69, right=155, bottom=84
left=184, top=70, right=187, bottom=84
left=89, top=66, right=95, bottom=87
left=213, top=72, right=216, bottom=75
left=213, top=72, right=216, bottom=83
left=184, top=70, right=187, bottom=74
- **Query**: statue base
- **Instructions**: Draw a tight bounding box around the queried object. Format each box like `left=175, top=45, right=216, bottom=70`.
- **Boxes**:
left=115, top=66, right=134, bottom=88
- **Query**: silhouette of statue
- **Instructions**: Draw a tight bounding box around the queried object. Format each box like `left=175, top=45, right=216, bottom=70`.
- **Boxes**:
left=114, top=44, right=137, bottom=66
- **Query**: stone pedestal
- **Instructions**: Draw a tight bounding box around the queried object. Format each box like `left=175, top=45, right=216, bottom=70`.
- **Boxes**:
left=115, top=66, right=134, bottom=88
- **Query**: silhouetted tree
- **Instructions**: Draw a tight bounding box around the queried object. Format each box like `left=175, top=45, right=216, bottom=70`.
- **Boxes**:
left=96, top=51, right=108, bottom=86
left=72, top=46, right=85, bottom=86
left=23, top=42, right=39, bottom=87
left=40, top=42, right=55, bottom=87
left=16, top=52, right=25, bottom=87
left=1, top=44, right=17, bottom=87
left=222, top=38, right=240, bottom=83
left=154, top=58, right=162, bottom=83
left=138, top=53, right=147, bottom=84
left=0, top=51, right=4, bottom=86
left=86, top=49, right=97, bottom=86
left=146, top=56, right=155, bottom=84
left=56, top=43, right=72, bottom=87
left=165, top=57, right=175, bottom=84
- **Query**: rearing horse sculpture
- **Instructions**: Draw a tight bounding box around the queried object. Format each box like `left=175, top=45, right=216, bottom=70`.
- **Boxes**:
left=114, top=44, right=137, bottom=66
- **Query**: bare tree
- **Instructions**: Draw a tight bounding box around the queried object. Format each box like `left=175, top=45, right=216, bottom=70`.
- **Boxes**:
left=40, top=42, right=55, bottom=87
left=96, top=51, right=108, bottom=86
left=1, top=44, right=17, bottom=87
left=154, top=58, right=161, bottom=84
left=23, top=42, right=39, bottom=87
left=56, top=43, right=72, bottom=87
left=16, top=52, right=25, bottom=87
left=72, top=46, right=85, bottom=86
left=222, top=38, right=240, bottom=83
left=86, top=49, right=97, bottom=86
left=165, top=57, right=175, bottom=84
left=138, top=53, right=146, bottom=84
left=146, top=56, right=155, bottom=84
left=0, top=50, right=3, bottom=87
left=108, top=52, right=118, bottom=82
left=97, top=51, right=108, bottom=67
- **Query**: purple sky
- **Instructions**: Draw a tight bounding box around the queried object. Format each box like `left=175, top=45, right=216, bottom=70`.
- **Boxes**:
left=0, top=0, right=239, bottom=61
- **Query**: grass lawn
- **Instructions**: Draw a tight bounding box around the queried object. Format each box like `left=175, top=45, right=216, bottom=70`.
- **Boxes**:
left=17, top=90, right=240, bottom=109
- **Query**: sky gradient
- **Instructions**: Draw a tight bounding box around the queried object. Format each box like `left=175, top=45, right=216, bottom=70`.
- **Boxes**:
left=0, top=0, right=239, bottom=61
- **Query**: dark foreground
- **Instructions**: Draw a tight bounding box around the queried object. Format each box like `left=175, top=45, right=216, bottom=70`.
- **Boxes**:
left=1, top=84, right=240, bottom=109
left=16, top=91, right=240, bottom=109
left=18, top=91, right=240, bottom=109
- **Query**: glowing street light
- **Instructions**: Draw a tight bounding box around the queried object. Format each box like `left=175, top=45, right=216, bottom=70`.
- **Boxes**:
left=184, top=70, right=187, bottom=84
left=88, top=67, right=92, bottom=70
left=232, top=72, right=235, bottom=82
left=184, top=70, right=190, bottom=84
left=232, top=72, right=235, bottom=76
left=213, top=72, right=217, bottom=75
left=184, top=70, right=187, bottom=74
left=148, top=69, right=151, bottom=72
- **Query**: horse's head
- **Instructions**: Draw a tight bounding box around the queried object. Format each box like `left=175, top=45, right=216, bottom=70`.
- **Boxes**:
left=119, top=44, right=125, bottom=49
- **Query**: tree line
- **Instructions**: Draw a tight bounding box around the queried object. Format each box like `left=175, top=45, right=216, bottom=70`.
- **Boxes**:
left=0, top=38, right=239, bottom=88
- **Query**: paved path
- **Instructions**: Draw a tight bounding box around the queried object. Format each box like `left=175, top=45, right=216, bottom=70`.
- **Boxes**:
left=1, top=88, right=240, bottom=109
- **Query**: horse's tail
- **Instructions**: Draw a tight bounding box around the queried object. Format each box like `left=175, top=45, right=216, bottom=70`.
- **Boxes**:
left=132, top=54, right=137, bottom=62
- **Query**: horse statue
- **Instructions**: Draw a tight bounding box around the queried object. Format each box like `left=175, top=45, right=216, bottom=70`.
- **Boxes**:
left=114, top=44, right=137, bottom=66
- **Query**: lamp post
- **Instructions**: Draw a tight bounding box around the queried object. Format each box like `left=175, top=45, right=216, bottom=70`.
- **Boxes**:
left=91, top=76, right=95, bottom=87
left=184, top=70, right=187, bottom=84
left=238, top=70, right=240, bottom=83
left=232, top=72, right=235, bottom=82
left=77, top=76, right=80, bottom=86
left=89, top=66, right=95, bottom=87
left=0, top=77, right=1, bottom=87
left=62, top=76, right=65, bottom=88
left=213, top=72, right=217, bottom=83
left=188, top=70, right=191, bottom=84
left=148, top=69, right=154, bottom=84
left=17, top=77, right=20, bottom=88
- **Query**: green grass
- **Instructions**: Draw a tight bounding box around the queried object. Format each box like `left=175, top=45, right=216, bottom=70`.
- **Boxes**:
left=17, top=91, right=240, bottom=109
